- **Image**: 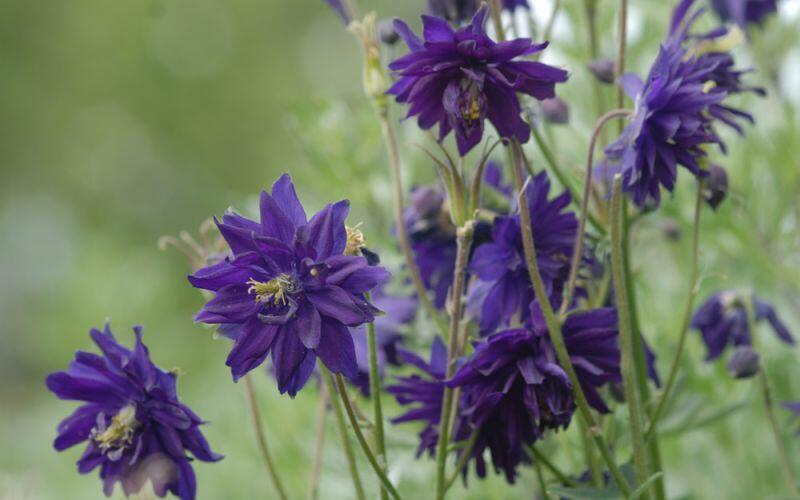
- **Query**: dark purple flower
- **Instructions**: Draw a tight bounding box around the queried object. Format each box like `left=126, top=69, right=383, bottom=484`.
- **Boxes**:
left=468, top=171, right=577, bottom=334
left=348, top=289, right=417, bottom=396
left=45, top=325, right=222, bottom=500
left=710, top=0, right=777, bottom=28
left=388, top=6, right=568, bottom=156
left=691, top=290, right=794, bottom=361
left=502, top=0, right=530, bottom=10
left=322, top=0, right=351, bottom=25
left=427, top=0, right=479, bottom=24
left=446, top=306, right=621, bottom=483
left=188, top=174, right=390, bottom=396
left=603, top=0, right=761, bottom=207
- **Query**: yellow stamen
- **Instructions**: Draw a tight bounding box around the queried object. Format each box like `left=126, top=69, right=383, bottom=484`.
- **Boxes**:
left=247, top=274, right=297, bottom=305
left=345, top=223, right=367, bottom=256
left=93, top=404, right=139, bottom=452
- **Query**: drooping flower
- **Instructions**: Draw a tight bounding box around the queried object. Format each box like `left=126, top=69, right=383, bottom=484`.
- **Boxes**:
left=446, top=305, right=621, bottom=483
left=348, top=288, right=417, bottom=396
left=322, top=0, right=351, bottom=25
left=188, top=174, right=390, bottom=396
left=691, top=290, right=794, bottom=361
left=467, top=171, right=577, bottom=334
left=603, top=0, right=762, bottom=207
left=45, top=325, right=222, bottom=500
left=389, top=6, right=568, bottom=156
left=709, top=0, right=777, bottom=28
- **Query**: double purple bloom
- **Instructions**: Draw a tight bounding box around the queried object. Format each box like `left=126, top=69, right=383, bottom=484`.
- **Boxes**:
left=188, top=174, right=389, bottom=396
left=388, top=6, right=568, bottom=156
left=46, top=325, right=221, bottom=500
left=710, top=0, right=777, bottom=28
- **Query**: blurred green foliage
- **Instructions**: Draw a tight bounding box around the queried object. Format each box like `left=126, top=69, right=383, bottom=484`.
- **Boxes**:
left=1, top=0, right=799, bottom=498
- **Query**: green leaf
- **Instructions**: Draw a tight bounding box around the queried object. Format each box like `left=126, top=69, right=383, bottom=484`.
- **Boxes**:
left=628, top=472, right=664, bottom=500
left=660, top=400, right=748, bottom=437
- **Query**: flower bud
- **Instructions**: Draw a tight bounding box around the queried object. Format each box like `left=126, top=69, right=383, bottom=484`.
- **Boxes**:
left=727, top=345, right=760, bottom=379
left=541, top=97, right=569, bottom=125
left=702, top=164, right=728, bottom=210
left=410, top=186, right=445, bottom=220
left=378, top=19, right=399, bottom=45
left=662, top=219, right=682, bottom=241
left=427, top=0, right=479, bottom=24
left=587, top=58, right=616, bottom=85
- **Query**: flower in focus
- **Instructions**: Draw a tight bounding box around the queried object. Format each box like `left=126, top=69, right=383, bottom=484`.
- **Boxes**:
left=603, top=0, right=762, bottom=207
left=709, top=0, right=777, bottom=28
left=322, top=0, right=351, bottom=25
left=348, top=288, right=417, bottom=396
left=468, top=171, right=577, bottom=334
left=188, top=174, right=390, bottom=396
left=691, top=290, right=794, bottom=361
left=389, top=6, right=568, bottom=156
left=446, top=305, right=620, bottom=482
left=45, top=325, right=222, bottom=500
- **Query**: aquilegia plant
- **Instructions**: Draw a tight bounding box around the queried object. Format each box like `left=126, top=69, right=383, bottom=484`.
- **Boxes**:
left=47, top=0, right=799, bottom=498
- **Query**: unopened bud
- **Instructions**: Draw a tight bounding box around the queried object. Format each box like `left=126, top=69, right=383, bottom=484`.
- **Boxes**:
left=541, top=97, right=569, bottom=125
left=378, top=19, right=399, bottom=45
left=587, top=58, right=616, bottom=85
left=727, top=345, right=760, bottom=379
left=703, top=164, right=729, bottom=210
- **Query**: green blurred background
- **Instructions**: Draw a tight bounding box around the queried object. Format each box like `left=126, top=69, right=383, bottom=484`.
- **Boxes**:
left=1, top=0, right=799, bottom=498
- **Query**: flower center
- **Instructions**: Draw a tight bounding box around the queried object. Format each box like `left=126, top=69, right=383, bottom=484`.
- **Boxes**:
left=92, top=404, right=139, bottom=454
left=247, top=274, right=301, bottom=305
left=345, top=224, right=366, bottom=256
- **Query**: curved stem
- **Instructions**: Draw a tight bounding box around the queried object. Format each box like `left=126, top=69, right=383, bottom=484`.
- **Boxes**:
left=510, top=140, right=631, bottom=496
left=365, top=300, right=389, bottom=500
left=322, top=369, right=366, bottom=500
left=378, top=114, right=448, bottom=336
left=244, top=375, right=289, bottom=500
left=333, top=373, right=403, bottom=500
left=559, top=109, right=631, bottom=316
left=610, top=176, right=649, bottom=492
left=529, top=445, right=579, bottom=488
left=307, top=383, right=329, bottom=500
left=645, top=180, right=705, bottom=439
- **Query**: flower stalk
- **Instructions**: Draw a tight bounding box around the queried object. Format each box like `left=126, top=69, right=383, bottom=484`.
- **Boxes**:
left=244, top=375, right=289, bottom=500
left=365, top=292, right=389, bottom=500
left=307, top=383, right=329, bottom=500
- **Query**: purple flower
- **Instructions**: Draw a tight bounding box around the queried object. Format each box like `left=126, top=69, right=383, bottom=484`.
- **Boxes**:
left=468, top=171, right=577, bottom=334
left=348, top=289, right=417, bottom=396
left=45, top=325, right=222, bottom=500
left=188, top=174, right=390, bottom=396
left=427, top=0, right=479, bottom=24
left=603, top=0, right=761, bottom=207
left=388, top=6, right=568, bottom=156
left=502, top=0, right=530, bottom=10
left=322, top=0, right=350, bottom=25
left=446, top=306, right=621, bottom=482
left=691, top=290, right=794, bottom=361
left=710, top=0, right=777, bottom=28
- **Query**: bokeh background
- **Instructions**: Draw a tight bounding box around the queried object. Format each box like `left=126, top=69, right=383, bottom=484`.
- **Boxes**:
left=1, top=0, right=799, bottom=498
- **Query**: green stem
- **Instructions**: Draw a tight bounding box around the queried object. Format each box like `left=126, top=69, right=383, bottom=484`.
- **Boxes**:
left=365, top=293, right=389, bottom=500
left=579, top=416, right=603, bottom=487
left=533, top=453, right=550, bottom=499
left=609, top=176, right=649, bottom=493
left=530, top=445, right=579, bottom=488
left=434, top=225, right=474, bottom=500
left=510, top=140, right=631, bottom=496
left=444, top=430, right=479, bottom=492
left=615, top=0, right=628, bottom=133
left=244, top=375, right=289, bottom=500
left=322, top=369, right=366, bottom=500
left=307, top=383, right=329, bottom=500
left=332, top=372, right=402, bottom=500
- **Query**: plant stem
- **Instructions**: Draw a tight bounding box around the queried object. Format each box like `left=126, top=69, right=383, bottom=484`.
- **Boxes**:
left=322, top=369, right=366, bottom=500
left=529, top=445, right=579, bottom=488
left=533, top=453, right=550, bottom=499
left=307, top=383, right=329, bottom=500
left=434, top=225, right=474, bottom=500
left=645, top=180, right=705, bottom=440
left=365, top=296, right=389, bottom=500
left=559, top=109, right=630, bottom=316
left=444, top=429, right=479, bottom=492
left=378, top=113, right=447, bottom=336
left=609, top=176, right=649, bottom=493
left=244, top=375, right=289, bottom=500
left=333, top=373, right=403, bottom=500
left=615, top=0, right=628, bottom=133
left=578, top=416, right=603, bottom=487
left=510, top=140, right=631, bottom=496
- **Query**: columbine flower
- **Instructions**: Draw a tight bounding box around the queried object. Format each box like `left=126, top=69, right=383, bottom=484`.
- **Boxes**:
left=710, top=0, right=777, bottom=28
left=389, top=6, right=568, bottom=156
left=467, top=171, right=577, bottom=334
left=348, top=288, right=417, bottom=396
left=446, top=306, right=621, bottom=482
left=45, top=325, right=222, bottom=500
left=691, top=290, right=794, bottom=361
left=188, top=174, right=389, bottom=396
left=603, top=0, right=762, bottom=207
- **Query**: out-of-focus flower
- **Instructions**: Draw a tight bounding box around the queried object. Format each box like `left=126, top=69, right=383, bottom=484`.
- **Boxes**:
left=46, top=325, right=222, bottom=500
left=541, top=97, right=570, bottom=125
left=703, top=164, right=729, bottom=209
left=587, top=58, right=616, bottom=84
left=188, top=174, right=389, bottom=396
left=603, top=0, right=762, bottom=207
left=378, top=19, right=400, bottom=45
left=468, top=171, right=576, bottom=334
left=709, top=0, right=777, bottom=29
left=446, top=305, right=620, bottom=483
left=691, top=290, right=794, bottom=361
left=389, top=6, right=568, bottom=156
left=158, top=218, right=228, bottom=272
left=727, top=345, right=760, bottom=378
left=322, top=0, right=351, bottom=25
left=502, top=0, right=530, bottom=11
left=427, top=0, right=479, bottom=24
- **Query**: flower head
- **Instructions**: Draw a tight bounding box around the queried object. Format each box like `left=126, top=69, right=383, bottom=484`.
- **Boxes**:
left=691, top=290, right=794, bottom=361
left=45, top=325, right=222, bottom=500
left=389, top=6, right=568, bottom=156
left=188, top=174, right=390, bottom=396
left=710, top=0, right=777, bottom=28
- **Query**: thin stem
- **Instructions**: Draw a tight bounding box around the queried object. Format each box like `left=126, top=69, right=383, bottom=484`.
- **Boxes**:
left=322, top=369, right=366, bottom=500
left=609, top=176, right=649, bottom=493
left=333, top=373, right=403, bottom=500
left=645, top=180, right=705, bottom=439
left=244, top=375, right=289, bottom=500
left=307, top=383, right=329, bottom=500
left=510, top=140, right=631, bottom=496
left=529, top=445, right=579, bottom=488
left=444, top=429, right=480, bottom=492
left=582, top=0, right=608, bottom=146
left=365, top=296, right=389, bottom=500
left=489, top=0, right=506, bottom=42
left=559, top=109, right=631, bottom=316
left=578, top=415, right=603, bottom=487
left=378, top=114, right=448, bottom=336
left=615, top=0, right=628, bottom=132
left=434, top=226, right=474, bottom=500
left=533, top=454, right=550, bottom=499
